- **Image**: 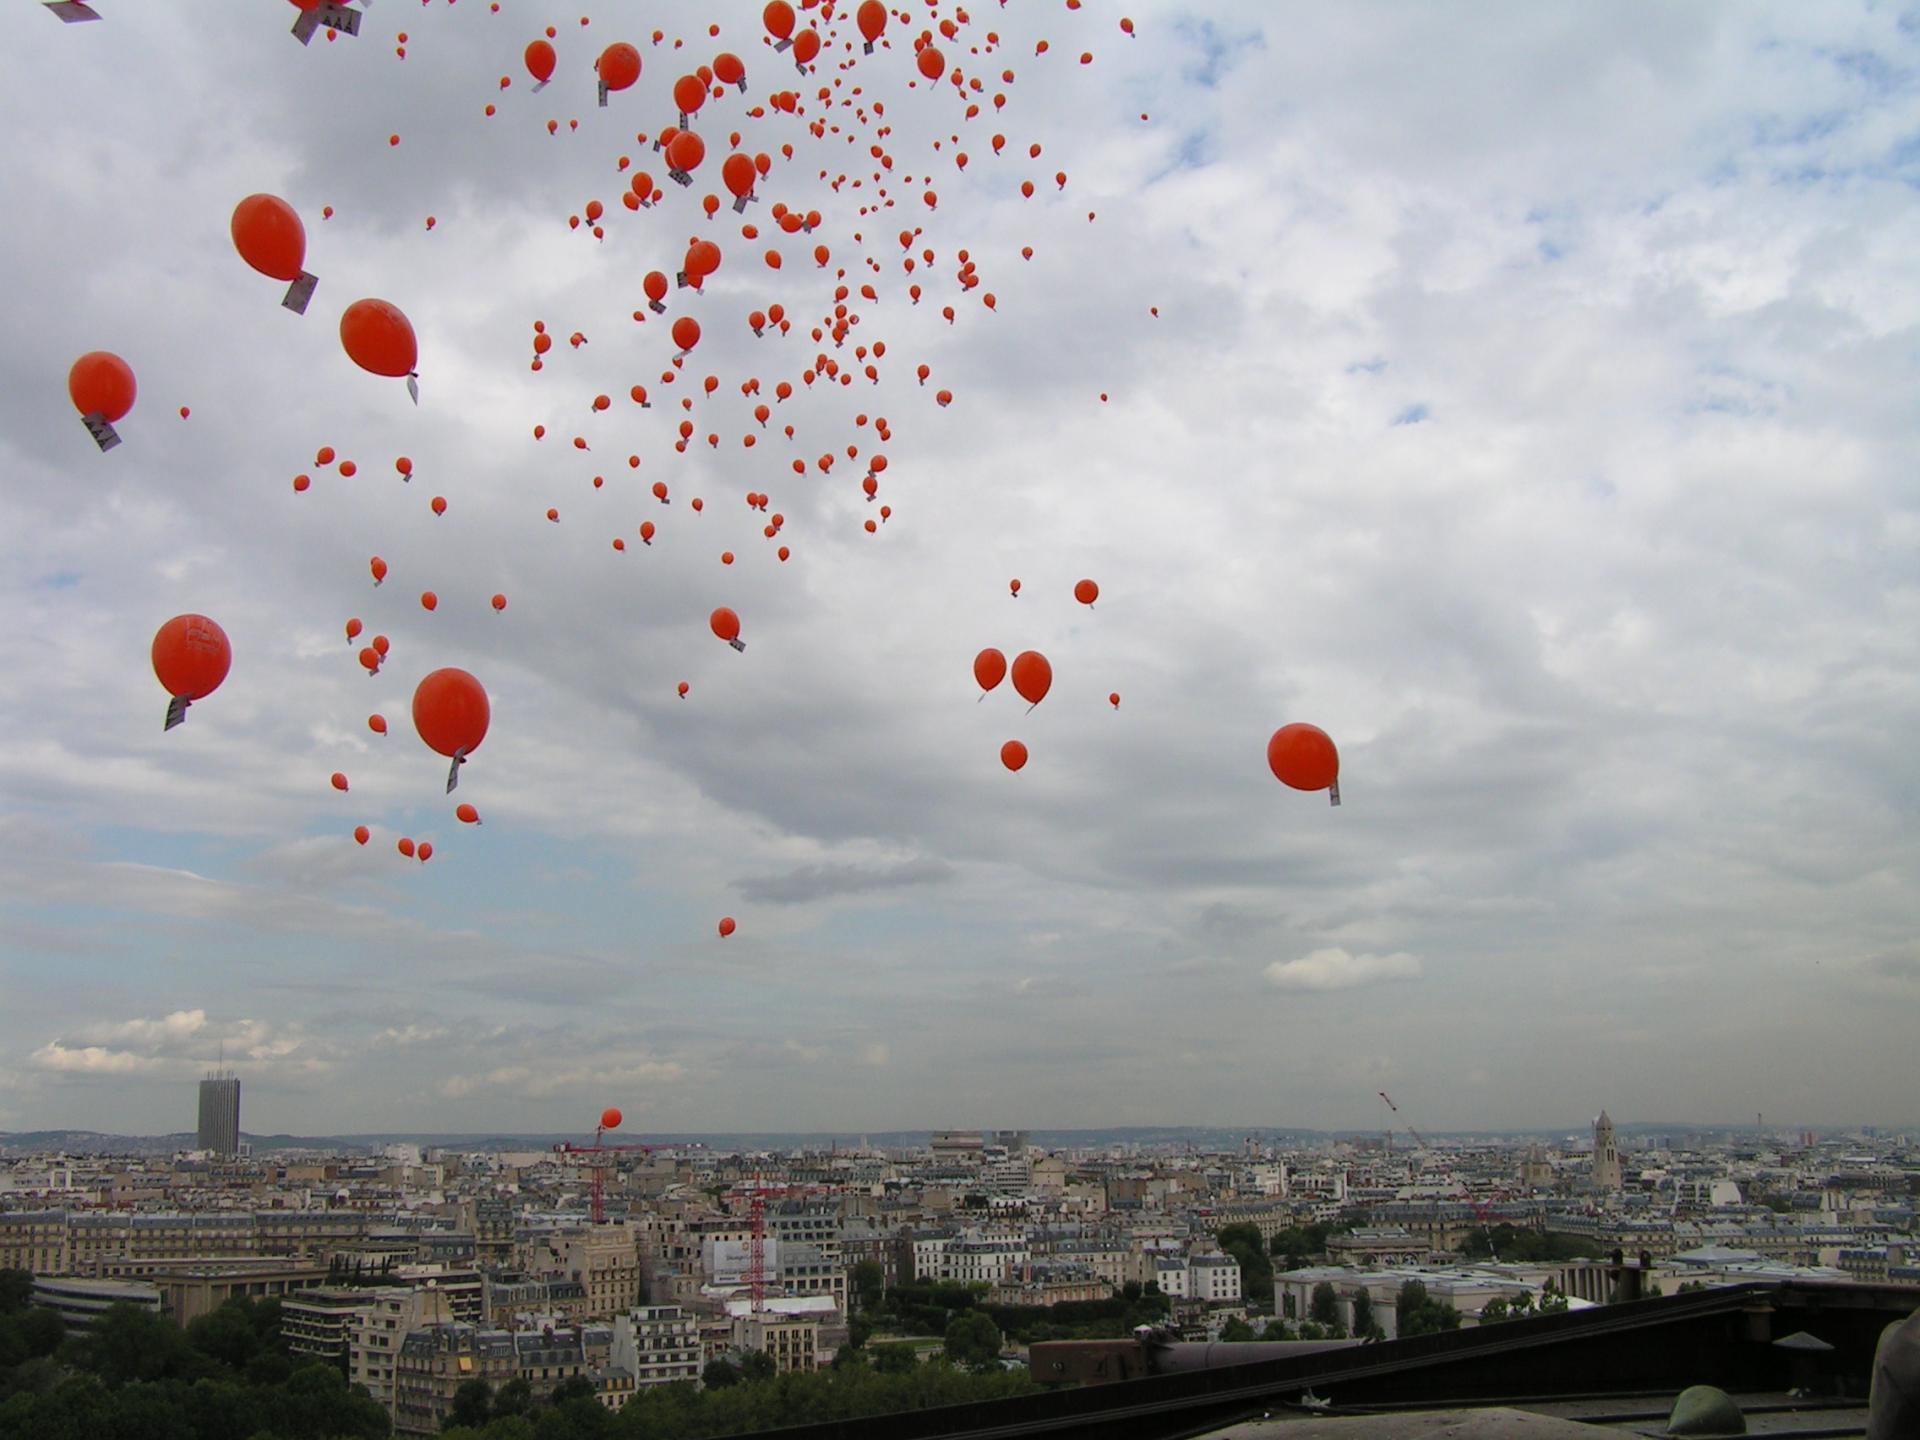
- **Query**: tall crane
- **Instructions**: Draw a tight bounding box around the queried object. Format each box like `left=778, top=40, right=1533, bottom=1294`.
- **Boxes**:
left=553, top=1121, right=653, bottom=1225
left=1378, top=1092, right=1429, bottom=1150
left=731, top=1179, right=832, bottom=1312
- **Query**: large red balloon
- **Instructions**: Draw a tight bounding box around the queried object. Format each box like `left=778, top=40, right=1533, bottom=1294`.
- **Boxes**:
left=231, top=194, right=306, bottom=282
left=152, top=614, right=231, bottom=701
left=600, top=1107, right=624, bottom=1130
left=340, top=299, right=417, bottom=378
left=599, top=43, right=641, bottom=91
left=857, top=0, right=887, bottom=45
left=709, top=606, right=741, bottom=643
left=763, top=1, right=795, bottom=41
left=525, top=38, right=556, bottom=83
left=666, top=130, right=707, bottom=174
left=973, top=647, right=1006, bottom=694
left=69, top=351, right=136, bottom=422
left=412, top=668, right=490, bottom=758
left=1267, top=723, right=1340, bottom=797
left=1011, top=650, right=1052, bottom=707
left=672, top=316, right=702, bottom=353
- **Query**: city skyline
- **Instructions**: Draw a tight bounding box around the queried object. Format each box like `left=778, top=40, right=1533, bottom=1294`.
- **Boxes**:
left=3, top=2, right=1918, bottom=1138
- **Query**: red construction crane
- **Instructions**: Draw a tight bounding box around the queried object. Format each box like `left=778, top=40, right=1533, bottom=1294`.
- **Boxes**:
left=1378, top=1091, right=1430, bottom=1150
left=553, top=1121, right=653, bottom=1225
left=731, top=1179, right=833, bottom=1312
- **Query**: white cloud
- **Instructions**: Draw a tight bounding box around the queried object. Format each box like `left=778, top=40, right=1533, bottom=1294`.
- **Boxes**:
left=1264, top=948, right=1424, bottom=993
left=31, top=1042, right=165, bottom=1075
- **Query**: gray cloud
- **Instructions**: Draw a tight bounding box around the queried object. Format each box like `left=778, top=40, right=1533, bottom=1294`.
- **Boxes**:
left=1, top=2, right=1916, bottom=1135
left=734, top=857, right=955, bottom=903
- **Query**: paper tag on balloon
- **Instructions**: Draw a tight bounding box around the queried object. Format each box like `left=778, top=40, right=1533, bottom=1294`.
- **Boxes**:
left=733, top=196, right=751, bottom=213
left=533, top=79, right=548, bottom=92
left=46, top=2, right=101, bottom=21
left=598, top=82, right=609, bottom=108
left=669, top=169, right=692, bottom=187
left=164, top=695, right=190, bottom=732
left=678, top=111, right=689, bottom=129
left=735, top=77, right=749, bottom=93
left=446, top=750, right=466, bottom=794
left=407, top=374, right=420, bottom=405
left=1328, top=780, right=1341, bottom=807
left=283, top=272, right=318, bottom=314
left=81, top=413, right=121, bottom=452
left=864, top=41, right=875, bottom=54
left=729, top=638, right=746, bottom=652
left=315, top=3, right=361, bottom=36
left=291, top=10, right=319, bottom=42
left=676, top=271, right=691, bottom=289
left=774, top=37, right=792, bottom=51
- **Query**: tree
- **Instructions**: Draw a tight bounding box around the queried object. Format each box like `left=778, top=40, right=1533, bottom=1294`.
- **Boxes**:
left=1215, top=1223, right=1273, bottom=1307
left=492, top=1376, right=533, bottom=1417
left=701, top=1357, right=741, bottom=1390
left=188, top=1300, right=262, bottom=1370
left=1309, top=1282, right=1341, bottom=1329
left=943, top=1310, right=1003, bottom=1371
left=739, top=1350, right=777, bottom=1383
left=1479, top=1297, right=1511, bottom=1324
left=1395, top=1280, right=1461, bottom=1337
left=1259, top=1319, right=1293, bottom=1341
left=1218, top=1317, right=1256, bottom=1342
left=1351, top=1287, right=1381, bottom=1339
left=0, top=1271, right=32, bottom=1315
left=870, top=1343, right=918, bottom=1375
left=1538, top=1280, right=1568, bottom=1315
left=851, top=1260, right=885, bottom=1313
left=68, top=1302, right=203, bottom=1386
left=446, top=1377, right=494, bottom=1430
left=549, top=1376, right=597, bottom=1405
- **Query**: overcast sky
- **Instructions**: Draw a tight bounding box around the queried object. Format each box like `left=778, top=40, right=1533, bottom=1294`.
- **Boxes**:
left=1, top=1, right=1915, bottom=1141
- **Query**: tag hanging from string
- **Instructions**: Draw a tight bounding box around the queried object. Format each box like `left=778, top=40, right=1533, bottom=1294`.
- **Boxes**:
left=45, top=2, right=101, bottom=22
left=81, top=413, right=121, bottom=452
left=282, top=272, right=318, bottom=314
left=1328, top=780, right=1341, bottom=808
left=164, top=695, right=191, bottom=732
left=445, top=748, right=467, bottom=794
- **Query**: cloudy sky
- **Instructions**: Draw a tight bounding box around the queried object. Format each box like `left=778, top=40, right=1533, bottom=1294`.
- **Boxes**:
left=1, top=1, right=1915, bottom=1140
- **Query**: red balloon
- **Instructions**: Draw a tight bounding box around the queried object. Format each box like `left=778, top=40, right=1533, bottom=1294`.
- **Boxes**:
left=456, top=802, right=480, bottom=825
left=152, top=614, right=231, bottom=701
left=1001, top=740, right=1028, bottom=772
left=412, top=668, right=490, bottom=759
left=1109, top=692, right=1121, bottom=709
left=1267, top=723, right=1340, bottom=796
left=601, top=1107, right=624, bottom=1129
left=340, top=299, right=417, bottom=378
left=722, top=152, right=757, bottom=200
left=525, top=38, right=556, bottom=83
left=973, top=648, right=1006, bottom=694
left=718, top=915, right=737, bottom=937
left=917, top=46, right=946, bottom=81
left=792, top=29, right=821, bottom=65
left=398, top=837, right=416, bottom=858
left=230, top=194, right=306, bottom=282
left=1011, top=651, right=1052, bottom=707
left=667, top=130, right=706, bottom=173
left=416, top=841, right=434, bottom=863
left=714, top=52, right=746, bottom=86
left=354, top=825, right=370, bottom=845
left=69, top=351, right=137, bottom=422
left=599, top=42, right=641, bottom=91
left=857, top=0, right=887, bottom=43
left=330, top=772, right=349, bottom=792
left=673, top=73, right=706, bottom=113
left=1074, top=578, right=1100, bottom=607
left=368, top=714, right=387, bottom=735
left=672, top=316, right=702, bottom=352
left=709, top=606, right=741, bottom=643
left=763, top=1, right=795, bottom=41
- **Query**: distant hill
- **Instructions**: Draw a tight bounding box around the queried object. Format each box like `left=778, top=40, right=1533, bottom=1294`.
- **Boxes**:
left=0, top=1121, right=1876, bottom=1158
